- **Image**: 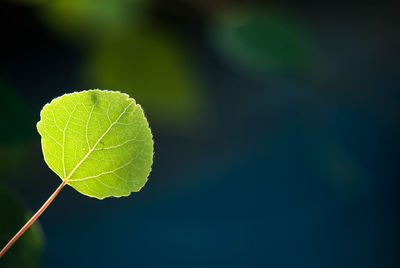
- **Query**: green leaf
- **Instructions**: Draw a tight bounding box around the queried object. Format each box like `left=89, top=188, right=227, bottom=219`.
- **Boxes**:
left=36, top=90, right=153, bottom=199
left=211, top=9, right=313, bottom=74
left=84, top=25, right=205, bottom=128
left=39, top=0, right=149, bottom=41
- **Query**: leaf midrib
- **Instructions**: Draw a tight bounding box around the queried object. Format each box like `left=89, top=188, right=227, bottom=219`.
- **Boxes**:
left=63, top=101, right=134, bottom=183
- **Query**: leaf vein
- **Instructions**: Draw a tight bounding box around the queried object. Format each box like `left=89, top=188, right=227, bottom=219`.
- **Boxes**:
left=65, top=101, right=135, bottom=182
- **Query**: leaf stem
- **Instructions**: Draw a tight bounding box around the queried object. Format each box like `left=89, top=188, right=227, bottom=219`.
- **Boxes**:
left=0, top=180, right=67, bottom=259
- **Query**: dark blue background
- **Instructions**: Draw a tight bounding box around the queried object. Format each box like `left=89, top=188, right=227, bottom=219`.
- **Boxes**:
left=0, top=2, right=399, bottom=267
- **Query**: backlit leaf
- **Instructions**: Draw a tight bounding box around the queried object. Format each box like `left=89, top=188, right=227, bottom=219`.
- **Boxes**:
left=36, top=90, right=153, bottom=199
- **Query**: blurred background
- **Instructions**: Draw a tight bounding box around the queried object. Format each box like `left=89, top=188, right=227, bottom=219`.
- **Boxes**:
left=0, top=1, right=399, bottom=267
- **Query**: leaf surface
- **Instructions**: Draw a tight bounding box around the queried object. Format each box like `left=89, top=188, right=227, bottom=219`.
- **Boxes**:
left=37, top=90, right=153, bottom=199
